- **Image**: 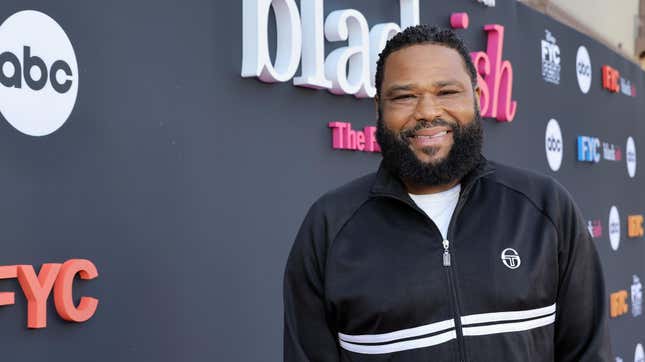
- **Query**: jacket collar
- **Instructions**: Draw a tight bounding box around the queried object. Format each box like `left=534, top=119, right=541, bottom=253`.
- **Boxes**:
left=369, top=155, right=495, bottom=200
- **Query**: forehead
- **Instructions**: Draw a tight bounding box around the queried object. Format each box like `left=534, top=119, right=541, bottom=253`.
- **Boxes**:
left=382, top=43, right=471, bottom=86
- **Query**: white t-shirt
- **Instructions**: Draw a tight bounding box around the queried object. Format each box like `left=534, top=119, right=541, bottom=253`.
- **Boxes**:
left=408, top=184, right=461, bottom=240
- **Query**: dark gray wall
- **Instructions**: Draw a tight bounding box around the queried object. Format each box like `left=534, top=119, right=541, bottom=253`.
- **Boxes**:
left=0, top=0, right=642, bottom=361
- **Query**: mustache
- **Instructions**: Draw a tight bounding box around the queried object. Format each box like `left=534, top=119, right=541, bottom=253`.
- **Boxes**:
left=400, top=119, right=459, bottom=139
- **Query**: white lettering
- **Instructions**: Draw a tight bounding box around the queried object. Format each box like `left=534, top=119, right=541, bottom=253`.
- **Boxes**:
left=324, top=9, right=373, bottom=97
left=369, top=23, right=401, bottom=89
left=241, top=0, right=302, bottom=82
left=399, top=0, right=420, bottom=30
left=294, top=0, right=331, bottom=89
left=241, top=0, right=422, bottom=96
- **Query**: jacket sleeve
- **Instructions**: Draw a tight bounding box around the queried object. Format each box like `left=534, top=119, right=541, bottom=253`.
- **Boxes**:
left=553, top=191, right=613, bottom=361
left=283, top=201, right=340, bottom=362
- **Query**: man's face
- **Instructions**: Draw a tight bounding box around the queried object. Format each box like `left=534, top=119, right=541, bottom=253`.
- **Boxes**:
left=377, top=43, right=483, bottom=187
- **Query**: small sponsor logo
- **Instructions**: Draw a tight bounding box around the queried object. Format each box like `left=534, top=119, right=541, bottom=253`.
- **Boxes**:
left=633, top=275, right=643, bottom=317
left=628, top=215, right=644, bottom=238
left=636, top=343, right=645, bottom=362
left=602, top=64, right=636, bottom=97
left=610, top=289, right=629, bottom=318
left=0, top=10, right=78, bottom=136
left=541, top=30, right=560, bottom=84
left=545, top=119, right=563, bottom=171
left=576, top=46, right=592, bottom=94
left=587, top=219, right=603, bottom=238
left=627, top=137, right=637, bottom=178
left=577, top=136, right=622, bottom=163
left=603, top=142, right=623, bottom=161
left=476, top=0, right=495, bottom=6
left=577, top=136, right=601, bottom=163
left=609, top=206, right=621, bottom=251
left=500, top=248, right=521, bottom=269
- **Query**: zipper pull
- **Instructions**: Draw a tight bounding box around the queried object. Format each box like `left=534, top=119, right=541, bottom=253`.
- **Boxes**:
left=442, top=239, right=451, bottom=266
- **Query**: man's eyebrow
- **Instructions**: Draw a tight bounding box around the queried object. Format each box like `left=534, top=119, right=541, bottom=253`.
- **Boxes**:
left=384, top=80, right=465, bottom=95
left=433, top=79, right=464, bottom=88
left=384, top=84, right=414, bottom=96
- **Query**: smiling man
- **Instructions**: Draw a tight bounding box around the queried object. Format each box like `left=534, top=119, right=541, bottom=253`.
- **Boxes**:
left=284, top=25, right=612, bottom=362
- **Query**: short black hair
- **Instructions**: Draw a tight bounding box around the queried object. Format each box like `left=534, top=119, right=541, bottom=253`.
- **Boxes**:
left=375, top=25, right=478, bottom=98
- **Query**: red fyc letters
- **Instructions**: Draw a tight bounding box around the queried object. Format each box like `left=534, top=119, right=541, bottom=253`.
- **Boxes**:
left=0, top=259, right=98, bottom=328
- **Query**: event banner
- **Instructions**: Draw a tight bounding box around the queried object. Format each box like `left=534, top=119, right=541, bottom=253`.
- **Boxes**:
left=0, top=0, right=642, bottom=360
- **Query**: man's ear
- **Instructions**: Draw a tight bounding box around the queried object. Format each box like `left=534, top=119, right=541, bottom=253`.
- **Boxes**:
left=374, top=96, right=380, bottom=118
left=474, top=85, right=481, bottom=111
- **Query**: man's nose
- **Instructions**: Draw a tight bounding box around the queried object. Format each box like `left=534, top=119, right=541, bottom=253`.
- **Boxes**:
left=413, top=94, right=442, bottom=122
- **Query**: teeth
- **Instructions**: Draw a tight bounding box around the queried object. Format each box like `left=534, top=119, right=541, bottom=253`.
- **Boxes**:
left=416, top=131, right=447, bottom=139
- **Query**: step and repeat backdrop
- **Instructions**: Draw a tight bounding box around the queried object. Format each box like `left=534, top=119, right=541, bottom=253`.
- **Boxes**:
left=0, top=0, right=643, bottom=361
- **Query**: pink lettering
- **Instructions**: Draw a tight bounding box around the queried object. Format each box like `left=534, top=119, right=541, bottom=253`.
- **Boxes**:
left=364, top=126, right=380, bottom=152
left=328, top=122, right=380, bottom=153
left=346, top=126, right=357, bottom=150
left=450, top=13, right=469, bottom=29
left=328, top=122, right=347, bottom=149
left=467, top=23, right=517, bottom=122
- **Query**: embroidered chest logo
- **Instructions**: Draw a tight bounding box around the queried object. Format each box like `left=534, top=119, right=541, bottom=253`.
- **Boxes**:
left=501, top=248, right=521, bottom=269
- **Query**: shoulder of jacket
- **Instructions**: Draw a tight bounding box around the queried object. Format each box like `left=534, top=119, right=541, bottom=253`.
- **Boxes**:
left=307, top=172, right=376, bottom=239
left=485, top=161, right=557, bottom=191
left=313, top=172, right=376, bottom=214
left=483, top=161, right=576, bottom=221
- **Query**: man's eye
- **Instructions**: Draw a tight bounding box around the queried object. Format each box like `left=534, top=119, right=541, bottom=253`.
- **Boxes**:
left=392, top=94, right=415, bottom=101
left=439, top=89, right=459, bottom=96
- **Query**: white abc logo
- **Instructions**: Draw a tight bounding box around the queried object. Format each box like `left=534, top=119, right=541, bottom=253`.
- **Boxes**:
left=608, top=206, right=621, bottom=251
left=545, top=119, right=563, bottom=171
left=0, top=10, right=78, bottom=136
left=627, top=136, right=637, bottom=178
left=500, top=248, right=521, bottom=269
left=576, top=46, right=591, bottom=94
left=635, top=343, right=644, bottom=362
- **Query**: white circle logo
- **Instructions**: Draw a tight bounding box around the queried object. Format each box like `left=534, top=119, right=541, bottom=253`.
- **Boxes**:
left=635, top=343, right=644, bottom=362
left=608, top=206, right=621, bottom=251
left=627, top=136, right=637, bottom=178
left=0, top=10, right=78, bottom=136
left=576, top=46, right=592, bottom=94
left=501, top=248, right=521, bottom=269
left=545, top=119, right=563, bottom=171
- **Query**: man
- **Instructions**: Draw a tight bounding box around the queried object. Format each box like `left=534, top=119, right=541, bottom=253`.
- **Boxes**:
left=284, top=25, right=612, bottom=361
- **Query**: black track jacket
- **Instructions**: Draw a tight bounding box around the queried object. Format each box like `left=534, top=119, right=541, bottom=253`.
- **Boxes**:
left=284, top=157, right=612, bottom=361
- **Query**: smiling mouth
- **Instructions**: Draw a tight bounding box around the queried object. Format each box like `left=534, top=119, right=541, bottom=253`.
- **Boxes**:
left=409, top=130, right=451, bottom=139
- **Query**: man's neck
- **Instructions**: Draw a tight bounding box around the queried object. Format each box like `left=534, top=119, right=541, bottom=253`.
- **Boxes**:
left=404, top=179, right=460, bottom=195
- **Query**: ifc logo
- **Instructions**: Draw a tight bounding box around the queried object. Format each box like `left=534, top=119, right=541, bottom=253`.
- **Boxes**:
left=576, top=46, right=591, bottom=94
left=0, top=10, right=78, bottom=136
left=608, top=206, right=621, bottom=251
left=626, top=136, right=637, bottom=178
left=545, top=119, right=563, bottom=171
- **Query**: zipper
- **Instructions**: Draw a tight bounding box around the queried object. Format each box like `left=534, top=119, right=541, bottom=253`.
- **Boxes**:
left=445, top=195, right=469, bottom=362
left=443, top=173, right=491, bottom=362
left=374, top=193, right=467, bottom=361
left=372, top=167, right=493, bottom=362
left=442, top=239, right=451, bottom=266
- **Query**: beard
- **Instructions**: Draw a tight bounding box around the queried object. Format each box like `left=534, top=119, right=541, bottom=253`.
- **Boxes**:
left=376, top=105, right=483, bottom=187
